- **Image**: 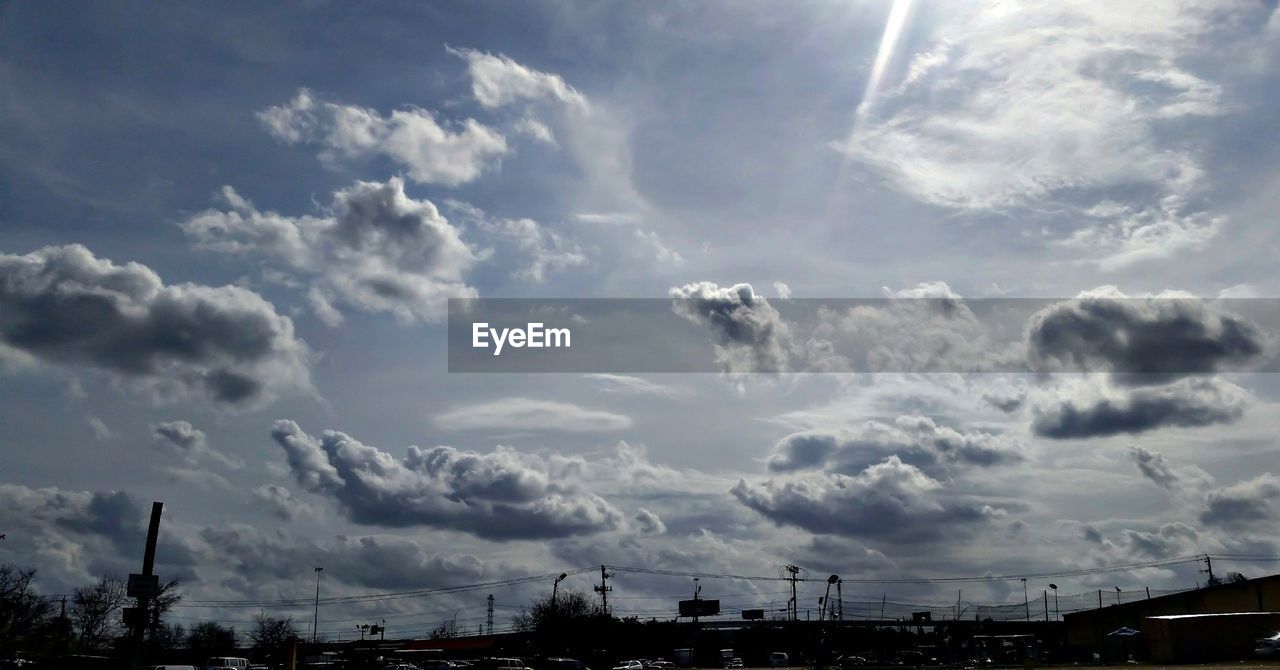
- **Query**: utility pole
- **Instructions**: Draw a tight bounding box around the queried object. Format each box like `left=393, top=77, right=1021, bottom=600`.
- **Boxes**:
left=487, top=594, right=494, bottom=635
left=836, top=579, right=843, bottom=621
left=313, top=567, right=324, bottom=643
left=1202, top=555, right=1216, bottom=585
left=594, top=565, right=613, bottom=616
left=692, top=578, right=701, bottom=624
left=783, top=565, right=801, bottom=622
left=1021, top=578, right=1029, bottom=621
left=127, top=502, right=163, bottom=670
left=956, top=590, right=962, bottom=621
left=1043, top=591, right=1049, bottom=622
left=880, top=593, right=886, bottom=621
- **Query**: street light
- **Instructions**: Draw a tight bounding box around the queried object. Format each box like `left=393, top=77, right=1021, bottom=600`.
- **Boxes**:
left=821, top=575, right=839, bottom=622
left=1114, top=586, right=1122, bottom=606
left=1020, top=578, right=1029, bottom=621
left=312, top=567, right=324, bottom=643
left=1049, top=584, right=1059, bottom=621
left=552, top=573, right=568, bottom=607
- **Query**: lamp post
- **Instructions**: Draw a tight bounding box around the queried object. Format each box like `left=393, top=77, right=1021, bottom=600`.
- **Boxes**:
left=1049, top=584, right=1059, bottom=621
left=821, top=575, right=838, bottom=622
left=312, top=567, right=324, bottom=643
left=1114, top=586, right=1122, bottom=606
left=552, top=573, right=568, bottom=608
left=1021, top=578, right=1029, bottom=621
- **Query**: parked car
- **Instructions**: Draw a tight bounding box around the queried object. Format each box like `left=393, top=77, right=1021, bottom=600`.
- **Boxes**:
left=729, top=660, right=743, bottom=669
left=611, top=661, right=643, bottom=670
left=649, top=662, right=675, bottom=669
left=542, top=658, right=590, bottom=670
left=207, top=659, right=250, bottom=670
left=769, top=652, right=789, bottom=668
left=1256, top=632, right=1280, bottom=657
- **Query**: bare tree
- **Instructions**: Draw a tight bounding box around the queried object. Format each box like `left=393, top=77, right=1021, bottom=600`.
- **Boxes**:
left=71, top=576, right=128, bottom=652
left=188, top=621, right=236, bottom=656
left=249, top=612, right=298, bottom=651
left=511, top=588, right=597, bottom=633
left=146, top=579, right=183, bottom=640
left=0, top=564, right=54, bottom=656
left=150, top=622, right=186, bottom=652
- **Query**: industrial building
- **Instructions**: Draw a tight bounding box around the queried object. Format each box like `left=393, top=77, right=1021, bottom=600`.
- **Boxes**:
left=1064, top=572, right=1280, bottom=662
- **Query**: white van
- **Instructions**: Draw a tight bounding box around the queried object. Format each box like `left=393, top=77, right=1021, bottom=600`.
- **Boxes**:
left=206, top=658, right=249, bottom=670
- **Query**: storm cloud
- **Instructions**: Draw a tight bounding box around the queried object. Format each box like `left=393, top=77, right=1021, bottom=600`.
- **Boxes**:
left=1027, top=288, right=1265, bottom=378
left=271, top=420, right=622, bottom=540
left=1200, top=474, right=1280, bottom=528
left=1031, top=377, right=1249, bottom=439
left=0, top=244, right=311, bottom=407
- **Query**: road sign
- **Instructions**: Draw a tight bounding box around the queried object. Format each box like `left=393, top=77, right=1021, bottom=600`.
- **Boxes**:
left=127, top=573, right=159, bottom=598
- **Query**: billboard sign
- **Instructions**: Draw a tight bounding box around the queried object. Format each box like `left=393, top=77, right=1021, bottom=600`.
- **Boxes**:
left=678, top=599, right=721, bottom=617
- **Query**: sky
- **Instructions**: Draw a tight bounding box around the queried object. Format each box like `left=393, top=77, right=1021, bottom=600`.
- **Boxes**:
left=3, top=0, right=1280, bottom=640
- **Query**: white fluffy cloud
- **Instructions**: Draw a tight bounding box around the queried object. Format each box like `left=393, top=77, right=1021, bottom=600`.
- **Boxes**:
left=669, top=282, right=791, bottom=373
left=258, top=89, right=508, bottom=186
left=447, top=47, right=588, bottom=111
left=181, top=177, right=478, bottom=325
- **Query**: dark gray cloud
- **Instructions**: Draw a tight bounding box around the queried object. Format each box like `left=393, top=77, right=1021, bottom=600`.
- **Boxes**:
left=0, top=485, right=200, bottom=587
left=1031, top=377, right=1249, bottom=439
left=1027, top=290, right=1265, bottom=378
left=152, top=420, right=243, bottom=470
left=198, top=523, right=497, bottom=591
left=669, top=282, right=790, bottom=373
left=1200, top=474, right=1280, bottom=527
left=732, top=456, right=1001, bottom=543
left=182, top=177, right=477, bottom=325
left=250, top=484, right=314, bottom=522
left=1122, top=522, right=1199, bottom=559
left=1129, top=446, right=1178, bottom=489
left=766, top=415, right=1023, bottom=477
left=632, top=508, right=666, bottom=535
left=271, top=420, right=622, bottom=540
left=795, top=536, right=897, bottom=577
left=0, top=244, right=312, bottom=407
